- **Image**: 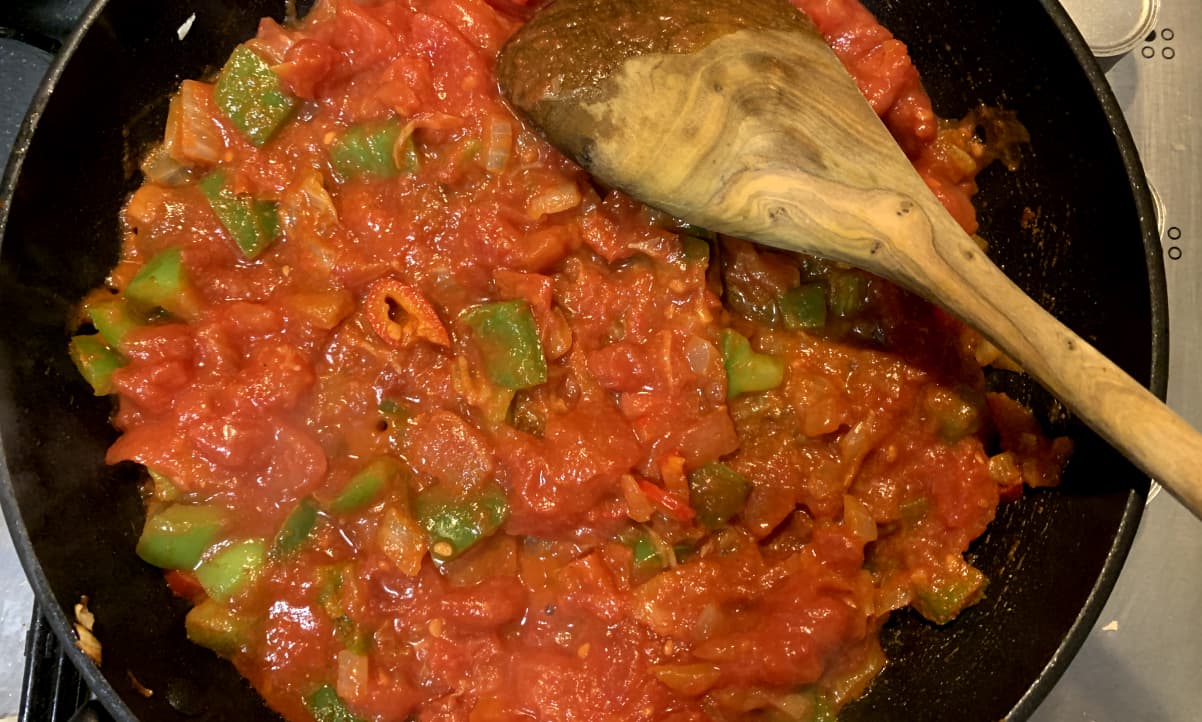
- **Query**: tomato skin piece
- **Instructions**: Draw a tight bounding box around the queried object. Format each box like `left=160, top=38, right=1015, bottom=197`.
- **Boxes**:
left=273, top=39, right=340, bottom=99
left=364, top=278, right=451, bottom=348
left=165, top=569, right=206, bottom=601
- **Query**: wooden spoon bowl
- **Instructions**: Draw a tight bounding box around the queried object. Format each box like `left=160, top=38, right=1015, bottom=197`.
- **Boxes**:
left=497, top=0, right=1202, bottom=518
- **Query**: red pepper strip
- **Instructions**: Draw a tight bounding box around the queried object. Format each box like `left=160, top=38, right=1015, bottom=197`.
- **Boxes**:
left=366, top=278, right=450, bottom=348
left=638, top=479, right=696, bottom=522
left=164, top=569, right=206, bottom=601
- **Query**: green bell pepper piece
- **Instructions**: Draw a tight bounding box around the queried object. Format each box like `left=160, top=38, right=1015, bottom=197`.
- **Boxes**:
left=760, top=689, right=835, bottom=722
left=69, top=334, right=126, bottom=396
left=719, top=328, right=784, bottom=399
left=272, top=498, right=319, bottom=558
left=780, top=283, right=827, bottom=331
left=333, top=615, right=374, bottom=655
left=687, top=463, right=751, bottom=529
left=415, top=482, right=508, bottom=561
left=378, top=398, right=409, bottom=419
left=617, top=527, right=666, bottom=582
left=461, top=300, right=547, bottom=390
left=912, top=562, right=987, bottom=625
left=195, top=538, right=266, bottom=602
left=125, top=247, right=201, bottom=319
left=185, top=598, right=252, bottom=655
left=306, top=684, right=365, bottom=722
left=679, top=235, right=711, bottom=264
left=330, top=458, right=401, bottom=514
left=199, top=169, right=280, bottom=259
left=86, top=297, right=140, bottom=349
left=630, top=532, right=664, bottom=575
left=214, top=45, right=296, bottom=146
left=136, top=504, right=225, bottom=570
left=330, top=118, right=418, bottom=180
left=828, top=271, right=868, bottom=318
left=148, top=468, right=181, bottom=502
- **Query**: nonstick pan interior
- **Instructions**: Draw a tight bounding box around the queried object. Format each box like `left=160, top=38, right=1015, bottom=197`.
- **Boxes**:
left=0, top=1, right=1163, bottom=720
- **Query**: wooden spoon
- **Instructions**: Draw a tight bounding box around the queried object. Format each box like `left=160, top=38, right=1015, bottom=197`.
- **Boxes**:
left=497, top=0, right=1202, bottom=518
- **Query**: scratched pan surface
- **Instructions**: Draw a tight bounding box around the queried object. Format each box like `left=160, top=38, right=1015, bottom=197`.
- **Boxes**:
left=0, top=0, right=1164, bottom=720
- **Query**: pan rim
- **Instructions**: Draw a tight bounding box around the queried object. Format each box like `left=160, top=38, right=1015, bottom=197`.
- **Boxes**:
left=0, top=0, right=143, bottom=718
left=1001, top=1, right=1166, bottom=720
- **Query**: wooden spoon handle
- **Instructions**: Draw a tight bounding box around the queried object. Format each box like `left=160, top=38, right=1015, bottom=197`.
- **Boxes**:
left=908, top=211, right=1202, bottom=513
left=776, top=187, right=1202, bottom=515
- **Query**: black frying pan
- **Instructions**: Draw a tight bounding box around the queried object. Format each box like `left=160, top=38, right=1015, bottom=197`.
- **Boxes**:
left=0, top=1, right=1165, bottom=720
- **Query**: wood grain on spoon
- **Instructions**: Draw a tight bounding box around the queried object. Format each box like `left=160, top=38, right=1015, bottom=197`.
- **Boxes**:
left=498, top=0, right=1202, bottom=518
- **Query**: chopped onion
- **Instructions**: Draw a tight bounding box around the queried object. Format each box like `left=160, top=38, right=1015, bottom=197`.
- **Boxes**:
left=769, top=692, right=814, bottom=719
left=376, top=506, right=427, bottom=576
left=335, top=649, right=368, bottom=703
left=483, top=116, right=513, bottom=173
left=391, top=120, right=418, bottom=171
left=280, top=170, right=340, bottom=241
left=842, top=494, right=878, bottom=543
left=621, top=474, right=653, bottom=523
left=684, top=335, right=718, bottom=375
left=526, top=180, right=582, bottom=219
left=651, top=663, right=721, bottom=696
left=168, top=81, right=227, bottom=166
left=139, top=144, right=190, bottom=186
left=694, top=602, right=724, bottom=640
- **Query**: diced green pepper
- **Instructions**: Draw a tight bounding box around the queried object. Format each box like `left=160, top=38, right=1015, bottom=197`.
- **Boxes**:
left=125, top=247, right=201, bottom=320
left=195, top=538, right=266, bottom=602
left=214, top=45, right=296, bottom=146
left=415, top=482, right=509, bottom=561
left=330, top=458, right=401, bottom=514
left=333, top=616, right=374, bottom=655
left=185, top=598, right=252, bottom=655
left=912, top=561, right=987, bottom=625
left=925, top=386, right=985, bottom=443
left=630, top=532, right=665, bottom=575
left=199, top=170, right=280, bottom=259
left=461, top=300, right=547, bottom=390
left=762, top=688, right=835, bottom=722
left=148, top=468, right=181, bottom=502
left=679, top=235, right=711, bottom=264
left=330, top=118, right=418, bottom=180
left=828, top=271, right=868, bottom=318
left=136, top=504, right=225, bottom=570
left=618, top=527, right=667, bottom=582
left=306, top=684, right=365, bottom=722
left=676, top=223, right=717, bottom=242
left=86, top=298, right=140, bottom=349
left=780, top=283, right=827, bottom=331
left=69, top=334, right=126, bottom=396
left=316, top=564, right=347, bottom=617
left=687, top=463, right=751, bottom=529
left=378, top=398, right=409, bottom=418
left=457, top=137, right=482, bottom=162
left=899, top=496, right=930, bottom=526
left=719, top=328, right=784, bottom=399
left=272, top=498, right=319, bottom=557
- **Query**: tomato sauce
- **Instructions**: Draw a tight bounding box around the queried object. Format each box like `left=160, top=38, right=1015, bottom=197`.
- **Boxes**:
left=76, top=0, right=1069, bottom=720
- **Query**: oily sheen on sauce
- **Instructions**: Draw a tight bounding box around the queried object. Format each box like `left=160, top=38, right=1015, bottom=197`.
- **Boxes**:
left=69, top=0, right=1069, bottom=720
